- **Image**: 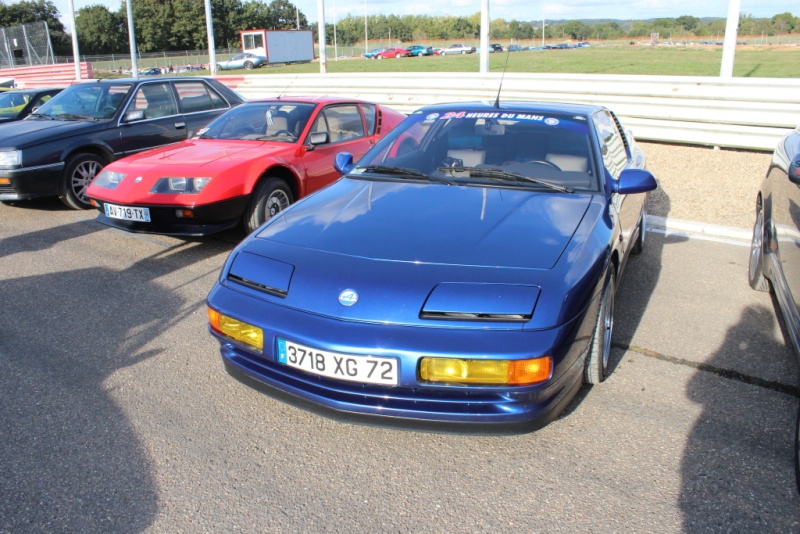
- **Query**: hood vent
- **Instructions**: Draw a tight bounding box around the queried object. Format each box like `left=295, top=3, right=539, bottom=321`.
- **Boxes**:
left=227, top=252, right=294, bottom=298
left=421, top=283, right=539, bottom=323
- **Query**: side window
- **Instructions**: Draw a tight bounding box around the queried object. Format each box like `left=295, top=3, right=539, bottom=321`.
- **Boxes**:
left=310, top=105, right=365, bottom=144
left=362, top=103, right=376, bottom=136
left=129, top=83, right=178, bottom=119
left=174, top=81, right=227, bottom=113
left=592, top=110, right=628, bottom=179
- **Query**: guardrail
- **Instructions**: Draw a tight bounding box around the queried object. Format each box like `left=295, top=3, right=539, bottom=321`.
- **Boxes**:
left=221, top=72, right=800, bottom=151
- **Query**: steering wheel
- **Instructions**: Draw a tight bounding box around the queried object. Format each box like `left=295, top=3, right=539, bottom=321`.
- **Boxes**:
left=525, top=159, right=562, bottom=170
left=269, top=130, right=294, bottom=138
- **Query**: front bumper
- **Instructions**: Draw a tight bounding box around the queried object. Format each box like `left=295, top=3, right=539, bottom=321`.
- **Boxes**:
left=90, top=195, right=250, bottom=236
left=0, top=163, right=64, bottom=200
left=207, top=281, right=593, bottom=431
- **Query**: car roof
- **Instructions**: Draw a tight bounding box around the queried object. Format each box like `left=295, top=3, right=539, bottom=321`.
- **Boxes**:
left=417, top=100, right=605, bottom=116
left=247, top=96, right=370, bottom=105
left=71, top=77, right=217, bottom=85
left=3, top=87, right=61, bottom=94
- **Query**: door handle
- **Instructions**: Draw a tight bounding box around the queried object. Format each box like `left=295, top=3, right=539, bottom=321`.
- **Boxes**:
left=175, top=122, right=186, bottom=129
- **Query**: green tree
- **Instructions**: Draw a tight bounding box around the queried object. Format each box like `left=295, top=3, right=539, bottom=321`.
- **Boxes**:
left=561, top=20, right=592, bottom=40
left=267, top=0, right=306, bottom=30
left=771, top=12, right=797, bottom=33
left=675, top=15, right=699, bottom=32
left=75, top=4, right=126, bottom=54
left=0, top=0, right=71, bottom=54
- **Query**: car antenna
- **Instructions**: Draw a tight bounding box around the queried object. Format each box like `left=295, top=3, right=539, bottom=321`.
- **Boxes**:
left=493, top=48, right=512, bottom=109
left=277, top=76, right=297, bottom=100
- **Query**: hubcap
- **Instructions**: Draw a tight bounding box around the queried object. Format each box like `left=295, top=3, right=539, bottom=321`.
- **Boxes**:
left=72, top=160, right=101, bottom=203
left=265, top=190, right=290, bottom=219
left=601, top=278, right=615, bottom=369
left=749, top=210, right=763, bottom=280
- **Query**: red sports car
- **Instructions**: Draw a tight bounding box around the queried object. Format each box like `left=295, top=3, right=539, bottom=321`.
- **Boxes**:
left=86, top=97, right=405, bottom=236
left=372, top=48, right=411, bottom=59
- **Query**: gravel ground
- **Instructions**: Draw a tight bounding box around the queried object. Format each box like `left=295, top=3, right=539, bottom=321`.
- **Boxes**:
left=640, top=141, right=774, bottom=230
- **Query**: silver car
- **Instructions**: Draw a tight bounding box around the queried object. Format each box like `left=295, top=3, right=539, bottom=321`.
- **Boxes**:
left=216, top=53, right=267, bottom=71
left=440, top=43, right=476, bottom=55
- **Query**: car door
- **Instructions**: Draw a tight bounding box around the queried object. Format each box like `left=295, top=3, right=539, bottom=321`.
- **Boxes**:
left=173, top=80, right=231, bottom=137
left=774, top=131, right=800, bottom=317
left=301, top=104, right=373, bottom=195
left=592, top=109, right=642, bottom=251
left=117, top=81, right=187, bottom=157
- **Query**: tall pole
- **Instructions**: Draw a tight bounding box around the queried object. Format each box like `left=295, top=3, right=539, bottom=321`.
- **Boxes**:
left=125, top=0, right=138, bottom=79
left=333, top=0, right=338, bottom=60
left=317, top=0, right=327, bottom=73
left=720, top=0, right=740, bottom=77
left=204, top=0, right=216, bottom=74
left=479, top=0, right=489, bottom=73
left=66, top=0, right=81, bottom=79
left=542, top=18, right=545, bottom=48
left=364, top=0, right=368, bottom=54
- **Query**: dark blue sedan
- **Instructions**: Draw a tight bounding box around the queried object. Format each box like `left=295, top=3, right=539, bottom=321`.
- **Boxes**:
left=207, top=101, right=657, bottom=431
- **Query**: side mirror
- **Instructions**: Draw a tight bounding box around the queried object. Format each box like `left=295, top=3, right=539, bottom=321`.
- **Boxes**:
left=613, top=168, right=658, bottom=195
left=334, top=152, right=355, bottom=175
left=308, top=131, right=328, bottom=146
left=123, top=109, right=145, bottom=123
left=789, top=155, right=800, bottom=185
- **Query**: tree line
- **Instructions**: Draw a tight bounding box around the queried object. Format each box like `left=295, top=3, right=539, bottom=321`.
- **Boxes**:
left=0, top=0, right=797, bottom=57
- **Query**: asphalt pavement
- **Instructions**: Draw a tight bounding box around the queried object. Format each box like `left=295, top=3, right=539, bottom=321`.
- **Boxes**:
left=1, top=199, right=798, bottom=532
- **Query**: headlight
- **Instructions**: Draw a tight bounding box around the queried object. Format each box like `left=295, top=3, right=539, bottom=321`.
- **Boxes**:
left=208, top=308, right=263, bottom=352
left=151, top=177, right=211, bottom=194
left=419, top=356, right=552, bottom=386
left=0, top=150, right=22, bottom=166
left=92, top=169, right=127, bottom=189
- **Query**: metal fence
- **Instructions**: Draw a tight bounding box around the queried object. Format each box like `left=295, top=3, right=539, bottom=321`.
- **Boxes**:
left=0, top=21, right=55, bottom=68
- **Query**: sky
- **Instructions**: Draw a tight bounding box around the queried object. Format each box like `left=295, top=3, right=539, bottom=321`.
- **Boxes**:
left=49, top=0, right=796, bottom=32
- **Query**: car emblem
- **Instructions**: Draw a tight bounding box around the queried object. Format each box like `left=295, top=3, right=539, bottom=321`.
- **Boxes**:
left=338, top=289, right=358, bottom=306
left=135, top=176, right=142, bottom=182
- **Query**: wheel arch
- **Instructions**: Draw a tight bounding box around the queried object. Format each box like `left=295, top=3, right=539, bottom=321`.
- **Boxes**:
left=63, top=144, right=113, bottom=167
left=253, top=164, right=301, bottom=201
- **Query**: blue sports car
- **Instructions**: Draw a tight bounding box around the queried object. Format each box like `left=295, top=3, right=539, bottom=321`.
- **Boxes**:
left=207, top=101, right=657, bottom=431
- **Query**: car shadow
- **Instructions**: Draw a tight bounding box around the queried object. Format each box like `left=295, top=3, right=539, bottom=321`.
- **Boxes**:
left=678, top=305, right=800, bottom=527
left=0, top=222, right=229, bottom=531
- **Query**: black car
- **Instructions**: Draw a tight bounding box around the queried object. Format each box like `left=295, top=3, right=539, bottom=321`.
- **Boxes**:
left=489, top=43, right=504, bottom=53
left=0, top=88, right=62, bottom=123
left=0, top=77, right=244, bottom=209
left=747, top=126, right=800, bottom=492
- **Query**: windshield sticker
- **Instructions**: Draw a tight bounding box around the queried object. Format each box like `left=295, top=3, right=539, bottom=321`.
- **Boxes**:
left=438, top=111, right=548, bottom=121
left=426, top=113, right=440, bottom=120
left=545, top=118, right=560, bottom=126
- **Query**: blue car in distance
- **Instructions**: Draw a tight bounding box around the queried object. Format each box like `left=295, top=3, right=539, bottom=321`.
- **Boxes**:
left=207, top=101, right=657, bottom=432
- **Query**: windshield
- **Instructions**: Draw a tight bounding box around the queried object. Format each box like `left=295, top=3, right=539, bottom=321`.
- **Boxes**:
left=352, top=108, right=599, bottom=192
left=32, top=83, right=132, bottom=120
left=197, top=102, right=316, bottom=142
left=0, top=92, right=31, bottom=117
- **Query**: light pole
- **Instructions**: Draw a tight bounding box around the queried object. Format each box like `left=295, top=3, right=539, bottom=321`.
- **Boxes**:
left=364, top=0, right=368, bottom=55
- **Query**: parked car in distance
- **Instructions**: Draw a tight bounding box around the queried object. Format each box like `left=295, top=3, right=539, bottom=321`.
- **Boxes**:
left=0, top=88, right=61, bottom=123
left=489, top=43, right=504, bottom=53
left=0, top=77, right=244, bottom=209
left=362, top=48, right=387, bottom=59
left=85, top=97, right=406, bottom=236
left=506, top=44, right=525, bottom=52
left=407, top=45, right=434, bottom=57
left=372, top=47, right=411, bottom=59
left=440, top=43, right=476, bottom=55
left=216, top=52, right=268, bottom=71
left=139, top=67, right=163, bottom=76
left=206, top=100, right=657, bottom=431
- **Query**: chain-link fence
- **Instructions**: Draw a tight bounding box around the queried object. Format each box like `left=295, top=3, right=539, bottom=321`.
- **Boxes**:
left=0, top=21, right=55, bottom=68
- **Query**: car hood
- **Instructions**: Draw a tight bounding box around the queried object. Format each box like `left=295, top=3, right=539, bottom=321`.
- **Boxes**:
left=0, top=118, right=106, bottom=148
left=226, top=178, right=594, bottom=326
left=121, top=139, right=287, bottom=166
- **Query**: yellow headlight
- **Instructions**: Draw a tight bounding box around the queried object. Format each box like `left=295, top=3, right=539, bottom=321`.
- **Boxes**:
left=208, top=308, right=263, bottom=352
left=419, top=356, right=551, bottom=386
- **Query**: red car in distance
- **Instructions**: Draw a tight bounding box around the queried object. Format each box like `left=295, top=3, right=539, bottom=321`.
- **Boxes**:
left=86, top=97, right=405, bottom=236
left=372, top=47, right=412, bottom=59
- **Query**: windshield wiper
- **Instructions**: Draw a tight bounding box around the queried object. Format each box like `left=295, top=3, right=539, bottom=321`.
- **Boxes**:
left=437, top=166, right=573, bottom=193
left=28, top=113, right=53, bottom=120
left=52, top=113, right=98, bottom=121
left=357, top=165, right=454, bottom=185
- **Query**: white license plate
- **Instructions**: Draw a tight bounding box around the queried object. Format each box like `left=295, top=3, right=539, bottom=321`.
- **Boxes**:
left=276, top=338, right=398, bottom=386
left=104, top=203, right=151, bottom=222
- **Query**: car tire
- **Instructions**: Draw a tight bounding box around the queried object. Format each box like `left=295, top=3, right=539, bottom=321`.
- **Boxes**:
left=461, top=50, right=466, bottom=54
left=216, top=64, right=223, bottom=71
left=244, top=177, right=293, bottom=234
left=631, top=205, right=646, bottom=255
left=60, top=153, right=105, bottom=210
left=748, top=201, right=770, bottom=292
left=244, top=61, right=254, bottom=70
left=584, top=267, right=616, bottom=385
left=395, top=53, right=401, bottom=58
left=377, top=55, right=383, bottom=60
